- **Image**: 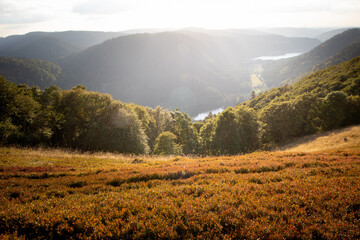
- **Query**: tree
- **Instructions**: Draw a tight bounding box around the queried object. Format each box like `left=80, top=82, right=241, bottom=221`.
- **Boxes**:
left=154, top=131, right=182, bottom=155
left=56, top=88, right=149, bottom=154
left=199, top=118, right=216, bottom=155
left=148, top=106, right=173, bottom=152
left=170, top=111, right=199, bottom=154
left=212, top=107, right=241, bottom=155
left=319, top=91, right=349, bottom=130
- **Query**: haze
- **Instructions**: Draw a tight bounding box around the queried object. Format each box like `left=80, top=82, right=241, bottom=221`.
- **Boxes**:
left=1, top=0, right=360, bottom=37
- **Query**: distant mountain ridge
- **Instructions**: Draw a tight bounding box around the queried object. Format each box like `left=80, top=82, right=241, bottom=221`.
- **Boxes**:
left=0, top=31, right=128, bottom=63
left=58, top=30, right=320, bottom=115
left=3, top=27, right=359, bottom=116
left=261, top=28, right=360, bottom=87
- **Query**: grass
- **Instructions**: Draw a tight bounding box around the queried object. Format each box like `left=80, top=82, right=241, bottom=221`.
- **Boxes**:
left=0, top=147, right=359, bottom=239
left=278, top=125, right=360, bottom=152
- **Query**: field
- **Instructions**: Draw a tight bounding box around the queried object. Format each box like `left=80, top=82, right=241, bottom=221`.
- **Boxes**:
left=0, top=147, right=360, bottom=239
left=280, top=125, right=360, bottom=153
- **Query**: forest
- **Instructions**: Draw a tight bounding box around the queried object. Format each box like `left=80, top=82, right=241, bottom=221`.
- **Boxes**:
left=1, top=56, right=360, bottom=155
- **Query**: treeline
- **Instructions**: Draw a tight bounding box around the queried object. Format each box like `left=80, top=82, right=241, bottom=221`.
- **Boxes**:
left=0, top=77, right=198, bottom=155
left=1, top=57, right=360, bottom=155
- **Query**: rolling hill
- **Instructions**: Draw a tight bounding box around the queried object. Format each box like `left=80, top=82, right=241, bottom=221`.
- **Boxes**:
left=261, top=28, right=360, bottom=88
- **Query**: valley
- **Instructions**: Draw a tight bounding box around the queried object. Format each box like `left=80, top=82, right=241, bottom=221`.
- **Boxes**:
left=0, top=25, right=360, bottom=240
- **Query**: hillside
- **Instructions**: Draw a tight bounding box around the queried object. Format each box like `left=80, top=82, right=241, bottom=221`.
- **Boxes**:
left=316, top=28, right=348, bottom=42
left=312, top=42, right=360, bottom=71
left=248, top=56, right=360, bottom=110
left=279, top=125, right=360, bottom=152
left=261, top=28, right=360, bottom=87
left=0, top=35, right=78, bottom=63
left=0, top=57, right=62, bottom=88
left=59, top=30, right=319, bottom=116
left=243, top=56, right=360, bottom=146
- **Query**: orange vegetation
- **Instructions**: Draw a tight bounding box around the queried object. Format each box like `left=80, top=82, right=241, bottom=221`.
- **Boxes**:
left=0, top=147, right=359, bottom=239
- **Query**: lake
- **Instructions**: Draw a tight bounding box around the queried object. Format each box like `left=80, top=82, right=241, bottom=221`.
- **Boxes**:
left=254, top=52, right=302, bottom=61
left=193, top=107, right=224, bottom=121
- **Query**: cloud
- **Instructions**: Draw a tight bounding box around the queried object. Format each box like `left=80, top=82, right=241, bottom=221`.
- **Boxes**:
left=0, top=0, right=52, bottom=24
left=72, top=0, right=130, bottom=15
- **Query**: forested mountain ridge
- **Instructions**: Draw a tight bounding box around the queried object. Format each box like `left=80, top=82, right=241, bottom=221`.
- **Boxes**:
left=59, top=30, right=320, bottom=116
left=261, top=28, right=360, bottom=87
left=0, top=35, right=78, bottom=63
left=0, top=57, right=62, bottom=88
left=312, top=42, right=360, bottom=71
left=1, top=56, right=359, bottom=155
left=0, top=31, right=126, bottom=50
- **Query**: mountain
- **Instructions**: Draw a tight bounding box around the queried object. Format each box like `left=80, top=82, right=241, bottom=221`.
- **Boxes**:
left=313, top=42, right=360, bottom=71
left=0, top=31, right=128, bottom=63
left=0, top=57, right=62, bottom=88
left=261, top=28, right=360, bottom=88
left=316, top=28, right=349, bottom=42
left=0, top=35, right=78, bottom=63
left=248, top=56, right=360, bottom=111
left=31, top=31, right=125, bottom=49
left=59, top=30, right=320, bottom=116
left=256, top=27, right=336, bottom=38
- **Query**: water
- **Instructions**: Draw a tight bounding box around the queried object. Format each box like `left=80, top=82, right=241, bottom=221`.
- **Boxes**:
left=254, top=52, right=302, bottom=61
left=193, top=107, right=224, bottom=121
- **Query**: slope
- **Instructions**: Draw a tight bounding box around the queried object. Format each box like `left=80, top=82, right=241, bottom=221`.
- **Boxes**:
left=0, top=35, right=78, bottom=63
left=248, top=56, right=360, bottom=110
left=261, top=28, right=360, bottom=87
left=59, top=30, right=320, bottom=116
left=279, top=125, right=360, bottom=152
left=0, top=57, right=62, bottom=88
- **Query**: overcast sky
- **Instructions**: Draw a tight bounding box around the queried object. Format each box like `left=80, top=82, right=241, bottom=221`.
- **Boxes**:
left=1, top=0, right=360, bottom=37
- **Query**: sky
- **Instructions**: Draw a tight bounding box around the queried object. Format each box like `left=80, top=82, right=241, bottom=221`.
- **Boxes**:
left=0, top=0, right=360, bottom=37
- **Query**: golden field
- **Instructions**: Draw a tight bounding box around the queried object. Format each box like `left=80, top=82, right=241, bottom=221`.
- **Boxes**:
left=0, top=147, right=359, bottom=239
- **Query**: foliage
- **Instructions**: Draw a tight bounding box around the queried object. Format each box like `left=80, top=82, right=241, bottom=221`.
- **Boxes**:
left=1, top=56, right=360, bottom=155
left=0, top=77, right=149, bottom=154
left=248, top=56, right=360, bottom=146
left=0, top=57, right=62, bottom=89
left=154, top=131, right=182, bottom=155
left=212, top=107, right=259, bottom=155
left=170, top=111, right=199, bottom=154
left=0, top=147, right=359, bottom=239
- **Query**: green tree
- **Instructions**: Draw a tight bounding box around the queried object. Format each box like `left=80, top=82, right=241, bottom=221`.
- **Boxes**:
left=154, top=131, right=182, bottom=155
left=57, top=87, right=149, bottom=154
left=212, top=107, right=240, bottom=155
left=319, top=91, right=349, bottom=131
left=199, top=118, right=216, bottom=155
left=170, top=111, right=199, bottom=154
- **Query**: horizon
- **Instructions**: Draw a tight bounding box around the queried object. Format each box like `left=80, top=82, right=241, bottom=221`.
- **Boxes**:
left=1, top=0, right=360, bottom=37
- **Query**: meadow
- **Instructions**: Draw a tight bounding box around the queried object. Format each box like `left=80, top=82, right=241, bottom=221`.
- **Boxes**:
left=0, top=147, right=359, bottom=239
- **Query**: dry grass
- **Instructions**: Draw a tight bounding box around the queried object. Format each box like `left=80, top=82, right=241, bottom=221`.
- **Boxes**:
left=0, top=146, right=178, bottom=169
left=278, top=125, right=360, bottom=152
left=1, top=147, right=359, bottom=239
